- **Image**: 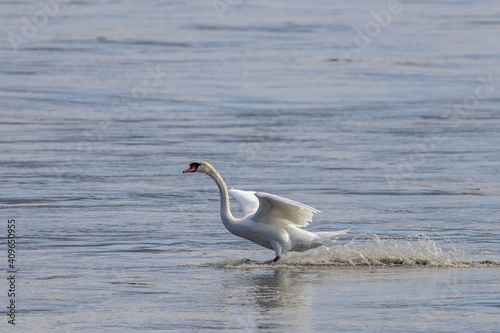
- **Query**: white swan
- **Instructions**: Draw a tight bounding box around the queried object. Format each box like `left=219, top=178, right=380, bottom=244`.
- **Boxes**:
left=183, top=161, right=349, bottom=262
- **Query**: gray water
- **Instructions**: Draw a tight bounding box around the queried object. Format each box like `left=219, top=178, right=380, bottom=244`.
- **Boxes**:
left=2, top=0, right=500, bottom=331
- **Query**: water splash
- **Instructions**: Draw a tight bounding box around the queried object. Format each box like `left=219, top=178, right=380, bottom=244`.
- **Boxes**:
left=203, top=233, right=500, bottom=268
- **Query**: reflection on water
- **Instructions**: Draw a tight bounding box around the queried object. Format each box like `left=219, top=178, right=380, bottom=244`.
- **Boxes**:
left=216, top=269, right=315, bottom=330
left=212, top=264, right=500, bottom=332
left=250, top=270, right=311, bottom=310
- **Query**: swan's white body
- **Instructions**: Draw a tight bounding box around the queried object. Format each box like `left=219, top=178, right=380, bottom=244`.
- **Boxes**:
left=183, top=161, right=349, bottom=261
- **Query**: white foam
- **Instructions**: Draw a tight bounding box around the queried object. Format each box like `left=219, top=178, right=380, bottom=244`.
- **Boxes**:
left=201, top=233, right=500, bottom=269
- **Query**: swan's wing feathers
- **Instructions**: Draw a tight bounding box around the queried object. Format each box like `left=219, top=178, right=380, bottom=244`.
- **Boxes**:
left=228, top=189, right=259, bottom=217
left=252, top=192, right=321, bottom=227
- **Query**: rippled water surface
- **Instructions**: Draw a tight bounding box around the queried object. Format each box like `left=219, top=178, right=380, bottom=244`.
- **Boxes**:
left=1, top=0, right=500, bottom=331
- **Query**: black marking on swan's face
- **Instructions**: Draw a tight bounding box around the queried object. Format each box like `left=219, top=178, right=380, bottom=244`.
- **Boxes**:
left=183, top=162, right=201, bottom=173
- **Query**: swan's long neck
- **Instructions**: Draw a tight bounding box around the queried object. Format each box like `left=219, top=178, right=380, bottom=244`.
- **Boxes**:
left=207, top=169, right=236, bottom=229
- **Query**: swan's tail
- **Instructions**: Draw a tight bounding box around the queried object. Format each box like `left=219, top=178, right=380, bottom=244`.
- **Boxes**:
left=315, top=229, right=350, bottom=245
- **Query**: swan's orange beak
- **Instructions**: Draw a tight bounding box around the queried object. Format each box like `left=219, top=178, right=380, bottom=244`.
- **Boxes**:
left=183, top=166, right=197, bottom=173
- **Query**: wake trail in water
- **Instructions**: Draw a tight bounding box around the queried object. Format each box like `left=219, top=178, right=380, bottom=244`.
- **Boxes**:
left=201, top=233, right=500, bottom=269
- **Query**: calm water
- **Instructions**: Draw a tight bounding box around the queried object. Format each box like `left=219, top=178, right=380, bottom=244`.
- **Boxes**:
left=1, top=0, right=500, bottom=331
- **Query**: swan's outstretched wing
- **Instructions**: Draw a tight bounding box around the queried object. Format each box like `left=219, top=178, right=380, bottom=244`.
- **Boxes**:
left=252, top=192, right=321, bottom=227
left=228, top=189, right=260, bottom=217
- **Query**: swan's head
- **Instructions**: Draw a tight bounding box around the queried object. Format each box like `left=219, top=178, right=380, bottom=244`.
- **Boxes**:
left=183, top=161, right=213, bottom=174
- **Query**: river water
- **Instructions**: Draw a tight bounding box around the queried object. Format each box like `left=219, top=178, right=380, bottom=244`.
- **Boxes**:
left=1, top=0, right=500, bottom=331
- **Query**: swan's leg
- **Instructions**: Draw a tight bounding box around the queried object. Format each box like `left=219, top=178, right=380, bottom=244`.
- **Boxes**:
left=264, top=241, right=283, bottom=264
left=263, top=255, right=280, bottom=264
